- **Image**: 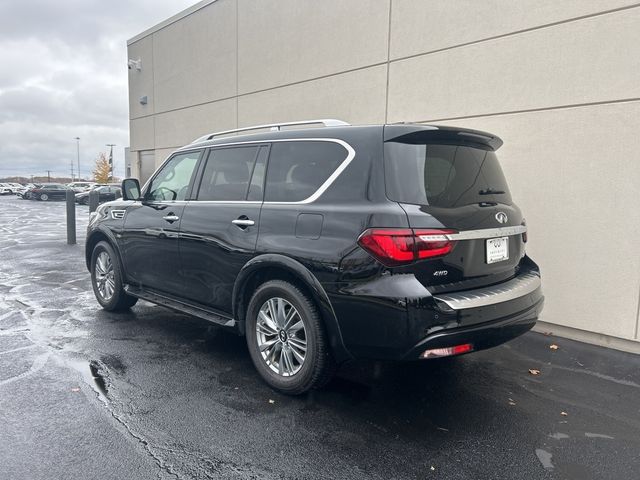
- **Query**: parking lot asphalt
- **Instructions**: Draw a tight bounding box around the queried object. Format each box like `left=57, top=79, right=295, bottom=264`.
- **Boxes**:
left=1, top=195, right=639, bottom=480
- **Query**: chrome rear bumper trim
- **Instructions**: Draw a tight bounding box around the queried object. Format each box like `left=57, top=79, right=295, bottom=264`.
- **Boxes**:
left=433, top=272, right=541, bottom=310
left=446, top=225, right=526, bottom=241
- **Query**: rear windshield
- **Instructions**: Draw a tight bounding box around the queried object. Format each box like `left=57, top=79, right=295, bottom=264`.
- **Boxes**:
left=384, top=142, right=512, bottom=207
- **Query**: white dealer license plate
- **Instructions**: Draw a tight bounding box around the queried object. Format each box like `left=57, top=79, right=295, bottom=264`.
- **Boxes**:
left=486, top=236, right=509, bottom=264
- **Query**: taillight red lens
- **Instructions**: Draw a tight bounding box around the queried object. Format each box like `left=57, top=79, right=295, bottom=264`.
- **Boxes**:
left=357, top=228, right=457, bottom=266
left=357, top=229, right=415, bottom=264
left=414, top=229, right=457, bottom=260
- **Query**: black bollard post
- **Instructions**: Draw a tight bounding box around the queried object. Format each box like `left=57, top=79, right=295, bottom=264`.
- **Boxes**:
left=89, top=189, right=99, bottom=213
left=66, top=189, right=76, bottom=245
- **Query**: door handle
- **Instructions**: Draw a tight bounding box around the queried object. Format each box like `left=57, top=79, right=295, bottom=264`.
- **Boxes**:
left=232, top=219, right=255, bottom=227
left=163, top=214, right=180, bottom=223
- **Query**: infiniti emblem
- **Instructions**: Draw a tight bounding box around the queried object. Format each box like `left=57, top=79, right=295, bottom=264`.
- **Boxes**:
left=495, top=212, right=508, bottom=224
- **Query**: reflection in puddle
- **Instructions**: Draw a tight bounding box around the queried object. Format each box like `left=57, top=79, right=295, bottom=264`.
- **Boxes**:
left=65, top=358, right=109, bottom=403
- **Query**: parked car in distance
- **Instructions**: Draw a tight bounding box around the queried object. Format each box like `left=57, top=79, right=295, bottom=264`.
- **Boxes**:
left=0, top=183, right=12, bottom=195
left=19, top=184, right=41, bottom=199
left=85, top=119, right=543, bottom=395
left=13, top=184, right=30, bottom=197
left=75, top=185, right=121, bottom=205
left=68, top=181, right=96, bottom=193
left=28, top=183, right=69, bottom=201
left=1, top=182, right=24, bottom=195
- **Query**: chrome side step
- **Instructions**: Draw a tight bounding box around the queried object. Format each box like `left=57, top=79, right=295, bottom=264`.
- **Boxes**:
left=124, top=285, right=236, bottom=327
left=433, top=272, right=541, bottom=311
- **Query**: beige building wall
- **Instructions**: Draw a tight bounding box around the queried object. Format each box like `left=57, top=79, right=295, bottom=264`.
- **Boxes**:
left=127, top=0, right=640, bottom=352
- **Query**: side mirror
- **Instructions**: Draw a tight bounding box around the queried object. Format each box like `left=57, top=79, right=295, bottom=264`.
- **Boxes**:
left=121, top=178, right=141, bottom=201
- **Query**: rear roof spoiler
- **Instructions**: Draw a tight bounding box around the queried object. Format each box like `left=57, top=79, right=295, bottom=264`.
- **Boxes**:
left=383, top=124, right=503, bottom=151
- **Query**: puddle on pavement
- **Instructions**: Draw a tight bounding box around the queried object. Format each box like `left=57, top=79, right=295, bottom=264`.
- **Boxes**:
left=585, top=432, right=614, bottom=439
left=535, top=448, right=554, bottom=471
left=89, top=360, right=109, bottom=399
left=65, top=358, right=109, bottom=403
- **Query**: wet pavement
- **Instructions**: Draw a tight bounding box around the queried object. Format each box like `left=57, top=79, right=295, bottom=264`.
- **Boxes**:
left=1, top=195, right=639, bottom=480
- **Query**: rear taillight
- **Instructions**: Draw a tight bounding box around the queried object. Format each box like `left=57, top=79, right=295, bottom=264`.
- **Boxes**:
left=357, top=228, right=457, bottom=266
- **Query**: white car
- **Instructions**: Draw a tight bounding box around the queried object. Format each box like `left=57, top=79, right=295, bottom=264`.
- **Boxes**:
left=13, top=184, right=32, bottom=197
left=8, top=183, right=24, bottom=194
left=0, top=183, right=21, bottom=195
left=67, top=182, right=96, bottom=193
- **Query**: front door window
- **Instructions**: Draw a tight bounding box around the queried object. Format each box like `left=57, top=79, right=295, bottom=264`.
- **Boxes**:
left=146, top=152, right=200, bottom=201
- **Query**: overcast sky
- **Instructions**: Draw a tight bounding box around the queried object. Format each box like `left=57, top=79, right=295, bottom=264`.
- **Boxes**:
left=0, top=0, right=196, bottom=179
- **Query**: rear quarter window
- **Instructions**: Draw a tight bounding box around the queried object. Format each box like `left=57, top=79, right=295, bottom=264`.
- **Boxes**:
left=264, top=141, right=347, bottom=202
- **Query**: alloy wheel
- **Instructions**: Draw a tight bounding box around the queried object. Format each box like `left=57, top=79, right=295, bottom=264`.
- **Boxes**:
left=94, top=251, right=115, bottom=301
left=255, top=297, right=307, bottom=377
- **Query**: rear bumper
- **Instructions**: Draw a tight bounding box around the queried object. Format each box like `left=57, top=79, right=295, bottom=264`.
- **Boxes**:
left=328, top=260, right=543, bottom=361
left=402, top=296, right=543, bottom=360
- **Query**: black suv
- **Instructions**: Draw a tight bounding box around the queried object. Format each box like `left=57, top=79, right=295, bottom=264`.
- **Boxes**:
left=86, top=120, right=543, bottom=394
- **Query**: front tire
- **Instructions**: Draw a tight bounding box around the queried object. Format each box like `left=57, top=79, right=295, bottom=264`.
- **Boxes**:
left=40, top=193, right=48, bottom=201
left=90, top=241, right=138, bottom=311
left=246, top=280, right=335, bottom=395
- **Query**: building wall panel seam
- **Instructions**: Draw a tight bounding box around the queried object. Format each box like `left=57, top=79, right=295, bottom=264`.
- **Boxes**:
left=384, top=0, right=393, bottom=123
left=130, top=62, right=389, bottom=120
left=389, top=2, right=640, bottom=63
left=415, top=98, right=640, bottom=123
left=635, top=281, right=640, bottom=339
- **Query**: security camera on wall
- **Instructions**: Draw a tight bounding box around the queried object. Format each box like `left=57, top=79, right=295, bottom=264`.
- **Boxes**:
left=128, top=58, right=142, bottom=71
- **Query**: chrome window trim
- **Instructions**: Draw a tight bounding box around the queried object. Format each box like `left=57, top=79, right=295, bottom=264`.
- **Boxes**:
left=433, top=272, right=541, bottom=310
left=446, top=225, right=526, bottom=241
left=184, top=138, right=355, bottom=205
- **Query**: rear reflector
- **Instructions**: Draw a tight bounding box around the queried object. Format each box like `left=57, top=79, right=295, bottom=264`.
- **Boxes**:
left=357, top=228, right=457, bottom=266
left=420, top=343, right=473, bottom=359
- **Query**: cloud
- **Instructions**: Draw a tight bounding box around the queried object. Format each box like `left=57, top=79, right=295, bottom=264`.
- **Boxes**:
left=0, top=0, right=196, bottom=179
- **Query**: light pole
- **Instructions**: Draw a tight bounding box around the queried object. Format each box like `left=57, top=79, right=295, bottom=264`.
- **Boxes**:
left=106, top=144, right=116, bottom=182
left=74, top=137, right=80, bottom=180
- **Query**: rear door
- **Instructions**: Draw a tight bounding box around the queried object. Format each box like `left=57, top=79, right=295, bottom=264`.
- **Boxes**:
left=384, top=131, right=526, bottom=291
left=178, top=144, right=269, bottom=313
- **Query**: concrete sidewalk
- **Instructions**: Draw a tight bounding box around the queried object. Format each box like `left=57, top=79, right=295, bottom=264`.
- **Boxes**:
left=1, top=196, right=638, bottom=480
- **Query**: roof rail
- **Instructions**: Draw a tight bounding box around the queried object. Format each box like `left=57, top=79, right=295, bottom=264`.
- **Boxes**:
left=190, top=119, right=350, bottom=144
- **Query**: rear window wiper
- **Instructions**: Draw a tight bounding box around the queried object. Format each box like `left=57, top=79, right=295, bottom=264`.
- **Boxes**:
left=479, top=188, right=505, bottom=195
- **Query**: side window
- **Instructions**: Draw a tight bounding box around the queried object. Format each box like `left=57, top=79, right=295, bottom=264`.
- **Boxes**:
left=264, top=141, right=347, bottom=202
left=146, top=151, right=200, bottom=201
left=196, top=146, right=259, bottom=201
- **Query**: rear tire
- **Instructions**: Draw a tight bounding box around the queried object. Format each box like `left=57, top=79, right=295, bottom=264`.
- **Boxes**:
left=246, top=280, right=335, bottom=395
left=90, top=241, right=138, bottom=311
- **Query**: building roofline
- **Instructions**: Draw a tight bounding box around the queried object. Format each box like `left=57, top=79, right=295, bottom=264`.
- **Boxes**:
left=127, top=0, right=218, bottom=46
